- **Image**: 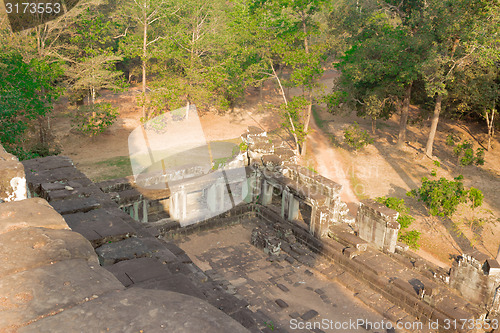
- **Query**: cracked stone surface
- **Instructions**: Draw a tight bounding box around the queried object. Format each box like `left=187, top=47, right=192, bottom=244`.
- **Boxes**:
left=19, top=288, right=249, bottom=333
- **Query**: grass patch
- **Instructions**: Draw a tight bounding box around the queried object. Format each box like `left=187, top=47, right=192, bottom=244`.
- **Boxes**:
left=87, top=156, right=133, bottom=182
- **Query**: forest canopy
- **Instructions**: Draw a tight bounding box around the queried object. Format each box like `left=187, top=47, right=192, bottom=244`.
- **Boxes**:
left=0, top=0, right=498, bottom=158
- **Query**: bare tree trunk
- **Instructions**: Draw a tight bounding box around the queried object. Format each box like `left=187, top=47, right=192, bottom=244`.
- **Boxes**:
left=300, top=15, right=311, bottom=157
left=372, top=118, right=376, bottom=134
left=301, top=98, right=312, bottom=156
left=271, top=62, right=299, bottom=150
left=425, top=93, right=443, bottom=157
left=485, top=109, right=496, bottom=151
left=142, top=11, right=148, bottom=120
left=397, top=83, right=412, bottom=148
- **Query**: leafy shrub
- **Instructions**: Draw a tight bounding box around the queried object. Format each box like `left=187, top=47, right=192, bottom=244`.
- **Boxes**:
left=475, top=148, right=485, bottom=165
left=72, top=103, right=118, bottom=137
left=5, top=142, right=61, bottom=161
left=343, top=122, right=373, bottom=150
left=468, top=187, right=483, bottom=208
left=398, top=230, right=421, bottom=250
left=376, top=196, right=415, bottom=230
left=433, top=160, right=441, bottom=167
left=376, top=196, right=419, bottom=248
left=446, top=134, right=457, bottom=146
left=375, top=197, right=420, bottom=250
left=430, top=169, right=437, bottom=176
left=453, top=140, right=484, bottom=166
left=408, top=176, right=483, bottom=217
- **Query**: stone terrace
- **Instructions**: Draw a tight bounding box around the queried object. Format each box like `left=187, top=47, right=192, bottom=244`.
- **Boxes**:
left=0, top=148, right=261, bottom=332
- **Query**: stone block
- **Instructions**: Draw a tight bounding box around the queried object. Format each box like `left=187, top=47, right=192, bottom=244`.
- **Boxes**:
left=96, top=177, right=134, bottom=193
left=96, top=237, right=152, bottom=265
left=0, top=259, right=123, bottom=330
left=276, top=284, right=289, bottom=292
left=26, top=167, right=88, bottom=187
left=262, top=154, right=282, bottom=169
left=105, top=258, right=172, bottom=287
left=275, top=299, right=289, bottom=308
left=21, top=155, right=74, bottom=172
left=19, top=288, right=249, bottom=333
left=0, top=198, right=69, bottom=235
left=50, top=197, right=101, bottom=215
left=0, top=227, right=98, bottom=278
left=300, top=309, right=319, bottom=321
left=63, top=209, right=136, bottom=245
left=46, top=185, right=105, bottom=202
left=343, top=247, right=359, bottom=259
left=356, top=199, right=400, bottom=253
left=114, top=188, right=143, bottom=206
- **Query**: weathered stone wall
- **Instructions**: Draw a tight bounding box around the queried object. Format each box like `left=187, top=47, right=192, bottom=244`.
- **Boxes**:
left=356, top=199, right=400, bottom=253
left=0, top=146, right=26, bottom=202
left=450, top=249, right=500, bottom=314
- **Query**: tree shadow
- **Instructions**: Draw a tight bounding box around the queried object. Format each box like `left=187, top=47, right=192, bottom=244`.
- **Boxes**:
left=372, top=142, right=420, bottom=190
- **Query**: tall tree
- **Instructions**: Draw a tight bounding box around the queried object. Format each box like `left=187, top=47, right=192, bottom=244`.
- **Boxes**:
left=119, top=0, right=173, bottom=120
left=247, top=0, right=329, bottom=155
left=0, top=52, right=62, bottom=157
left=332, top=7, right=422, bottom=146
left=423, top=0, right=499, bottom=157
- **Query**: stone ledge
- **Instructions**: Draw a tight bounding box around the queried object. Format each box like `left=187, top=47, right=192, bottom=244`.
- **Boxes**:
left=0, top=198, right=69, bottom=235
left=0, top=258, right=124, bottom=330
left=0, top=227, right=99, bottom=278
left=19, top=288, right=249, bottom=333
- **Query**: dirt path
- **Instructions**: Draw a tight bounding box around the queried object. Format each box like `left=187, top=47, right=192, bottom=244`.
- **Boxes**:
left=307, top=117, right=359, bottom=212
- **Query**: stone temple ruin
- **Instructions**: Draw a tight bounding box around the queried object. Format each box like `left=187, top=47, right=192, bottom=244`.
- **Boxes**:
left=1, top=126, right=500, bottom=332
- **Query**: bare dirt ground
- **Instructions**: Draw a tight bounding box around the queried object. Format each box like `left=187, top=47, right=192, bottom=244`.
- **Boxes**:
left=51, top=68, right=500, bottom=268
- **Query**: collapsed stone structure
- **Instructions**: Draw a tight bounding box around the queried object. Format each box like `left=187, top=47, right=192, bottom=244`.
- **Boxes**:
left=1, top=126, right=499, bottom=332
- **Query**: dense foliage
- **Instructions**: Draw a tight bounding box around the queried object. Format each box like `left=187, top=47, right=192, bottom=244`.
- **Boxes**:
left=408, top=175, right=483, bottom=217
left=71, top=102, right=119, bottom=137
left=0, top=0, right=498, bottom=157
left=343, top=122, right=373, bottom=150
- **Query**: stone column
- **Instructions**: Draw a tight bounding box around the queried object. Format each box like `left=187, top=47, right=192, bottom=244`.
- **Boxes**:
left=310, top=206, right=330, bottom=238
left=281, top=188, right=288, bottom=219
left=260, top=180, right=273, bottom=206
left=142, top=199, right=148, bottom=223
left=170, top=186, right=187, bottom=221
left=287, top=194, right=299, bottom=221
left=132, top=201, right=140, bottom=221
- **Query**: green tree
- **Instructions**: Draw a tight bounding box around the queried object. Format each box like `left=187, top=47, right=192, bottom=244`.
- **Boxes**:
left=333, top=10, right=422, bottom=144
left=0, top=52, right=62, bottom=157
left=423, top=0, right=500, bottom=157
left=118, top=0, right=174, bottom=119
left=67, top=10, right=124, bottom=105
left=247, top=0, right=329, bottom=155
